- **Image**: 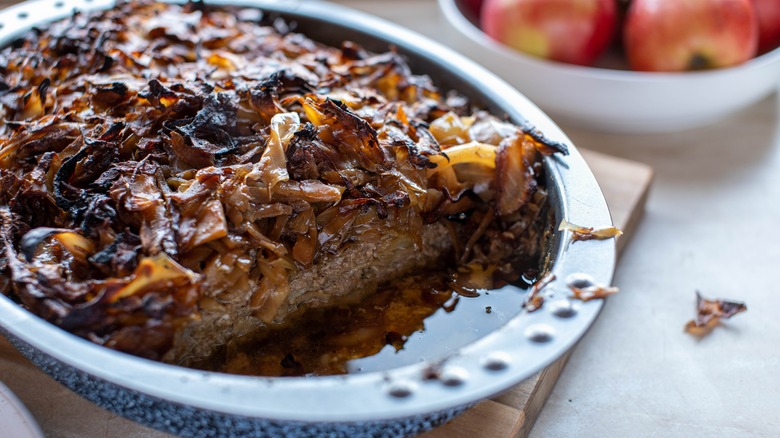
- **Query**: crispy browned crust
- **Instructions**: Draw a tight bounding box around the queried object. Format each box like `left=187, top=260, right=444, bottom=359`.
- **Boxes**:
left=0, top=1, right=557, bottom=364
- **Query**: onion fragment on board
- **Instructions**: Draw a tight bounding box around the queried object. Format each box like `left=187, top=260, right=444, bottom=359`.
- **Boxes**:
left=685, top=291, right=747, bottom=337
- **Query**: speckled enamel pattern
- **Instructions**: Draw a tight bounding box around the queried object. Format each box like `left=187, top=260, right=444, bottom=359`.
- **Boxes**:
left=2, top=330, right=469, bottom=437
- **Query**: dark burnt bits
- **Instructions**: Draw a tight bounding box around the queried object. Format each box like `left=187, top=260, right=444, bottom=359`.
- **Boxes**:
left=176, top=92, right=240, bottom=161
left=306, top=98, right=389, bottom=172
left=138, top=79, right=180, bottom=109
left=245, top=70, right=315, bottom=125
left=89, top=231, right=142, bottom=277
left=91, top=82, right=131, bottom=108
left=519, top=123, right=569, bottom=156
left=0, top=1, right=562, bottom=365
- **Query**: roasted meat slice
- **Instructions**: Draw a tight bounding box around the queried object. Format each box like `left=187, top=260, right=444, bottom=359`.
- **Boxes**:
left=172, top=223, right=451, bottom=364
left=0, top=1, right=564, bottom=368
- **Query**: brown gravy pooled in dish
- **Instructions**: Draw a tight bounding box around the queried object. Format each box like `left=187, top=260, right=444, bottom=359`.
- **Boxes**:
left=0, top=1, right=563, bottom=375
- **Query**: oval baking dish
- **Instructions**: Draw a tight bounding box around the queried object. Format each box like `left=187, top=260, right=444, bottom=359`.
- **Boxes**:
left=0, top=0, right=616, bottom=436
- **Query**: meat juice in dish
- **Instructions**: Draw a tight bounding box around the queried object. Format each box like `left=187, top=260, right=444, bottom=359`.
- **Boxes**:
left=0, top=1, right=565, bottom=375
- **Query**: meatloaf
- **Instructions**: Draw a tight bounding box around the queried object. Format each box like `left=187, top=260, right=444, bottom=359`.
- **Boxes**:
left=0, top=1, right=565, bottom=366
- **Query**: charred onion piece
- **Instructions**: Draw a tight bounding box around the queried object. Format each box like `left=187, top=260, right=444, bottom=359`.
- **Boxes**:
left=255, top=112, right=300, bottom=189
left=523, top=273, right=555, bottom=312
left=569, top=284, right=619, bottom=302
left=106, top=253, right=198, bottom=304
left=520, top=125, right=569, bottom=156
left=684, top=291, right=747, bottom=337
left=20, top=227, right=95, bottom=263
left=558, top=219, right=623, bottom=242
left=495, top=134, right=537, bottom=216
left=427, top=141, right=497, bottom=172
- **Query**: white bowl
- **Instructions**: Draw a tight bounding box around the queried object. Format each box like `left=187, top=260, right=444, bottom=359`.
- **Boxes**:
left=438, top=0, right=780, bottom=134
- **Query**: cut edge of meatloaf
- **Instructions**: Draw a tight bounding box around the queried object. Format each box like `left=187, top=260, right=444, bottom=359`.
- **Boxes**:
left=167, top=222, right=451, bottom=366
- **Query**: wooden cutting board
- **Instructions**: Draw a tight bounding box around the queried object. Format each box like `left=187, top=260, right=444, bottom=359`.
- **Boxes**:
left=0, top=148, right=652, bottom=438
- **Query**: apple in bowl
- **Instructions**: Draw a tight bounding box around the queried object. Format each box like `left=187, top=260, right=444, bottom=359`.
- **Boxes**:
left=461, top=0, right=485, bottom=18
left=624, top=0, right=759, bottom=71
left=755, top=0, right=780, bottom=54
left=441, top=0, right=780, bottom=133
left=480, top=0, right=618, bottom=66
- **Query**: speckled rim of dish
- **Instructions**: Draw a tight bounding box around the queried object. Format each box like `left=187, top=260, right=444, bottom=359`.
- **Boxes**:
left=0, top=0, right=615, bottom=426
left=438, top=0, right=780, bottom=81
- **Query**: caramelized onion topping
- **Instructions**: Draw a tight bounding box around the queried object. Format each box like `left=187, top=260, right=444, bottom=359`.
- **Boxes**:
left=0, top=1, right=565, bottom=363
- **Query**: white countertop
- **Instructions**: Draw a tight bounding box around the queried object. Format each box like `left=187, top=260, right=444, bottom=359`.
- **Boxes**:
left=335, top=1, right=780, bottom=436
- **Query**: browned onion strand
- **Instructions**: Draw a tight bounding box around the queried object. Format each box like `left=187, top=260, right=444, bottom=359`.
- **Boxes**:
left=684, top=291, right=747, bottom=337
left=0, top=1, right=563, bottom=367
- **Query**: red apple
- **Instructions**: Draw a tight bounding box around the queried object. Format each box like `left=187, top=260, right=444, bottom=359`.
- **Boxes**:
left=624, top=0, right=759, bottom=72
left=461, top=0, right=484, bottom=19
left=754, top=0, right=780, bottom=53
left=480, top=0, right=618, bottom=66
